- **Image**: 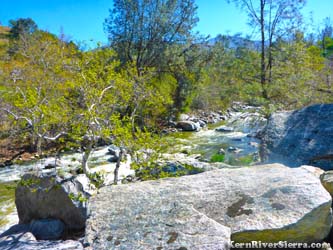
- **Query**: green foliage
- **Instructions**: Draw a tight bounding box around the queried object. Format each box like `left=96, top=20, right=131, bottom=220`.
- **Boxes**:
left=1, top=29, right=78, bottom=153
left=68, top=192, right=88, bottom=203
left=87, top=172, right=105, bottom=189
left=9, top=18, right=38, bottom=39
left=197, top=30, right=333, bottom=111
left=1, top=11, right=333, bottom=186
left=210, top=153, right=225, bottom=163
left=225, top=154, right=256, bottom=166
left=18, top=178, right=40, bottom=187
left=105, top=0, right=211, bottom=114
left=105, top=0, right=198, bottom=74
left=135, top=163, right=204, bottom=181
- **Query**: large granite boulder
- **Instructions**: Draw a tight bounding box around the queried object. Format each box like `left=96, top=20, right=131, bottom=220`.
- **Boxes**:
left=261, top=104, right=333, bottom=170
left=85, top=164, right=332, bottom=249
left=15, top=173, right=95, bottom=232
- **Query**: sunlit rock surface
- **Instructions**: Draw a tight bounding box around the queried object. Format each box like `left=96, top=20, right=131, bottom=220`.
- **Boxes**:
left=85, top=164, right=332, bottom=249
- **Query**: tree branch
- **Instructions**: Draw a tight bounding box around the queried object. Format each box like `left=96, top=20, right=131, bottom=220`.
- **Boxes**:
left=40, top=132, right=67, bottom=141
left=1, top=108, right=33, bottom=127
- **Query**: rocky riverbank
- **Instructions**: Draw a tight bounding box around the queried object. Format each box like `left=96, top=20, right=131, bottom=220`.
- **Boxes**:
left=1, top=103, right=333, bottom=249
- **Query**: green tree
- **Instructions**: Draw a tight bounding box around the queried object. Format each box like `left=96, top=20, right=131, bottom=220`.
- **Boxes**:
left=1, top=30, right=76, bottom=154
left=9, top=18, right=38, bottom=39
left=105, top=0, right=198, bottom=76
left=268, top=33, right=327, bottom=108
left=105, top=0, right=208, bottom=115
left=67, top=48, right=124, bottom=174
left=165, top=40, right=212, bottom=114
left=228, top=0, right=306, bottom=99
left=318, top=17, right=333, bottom=58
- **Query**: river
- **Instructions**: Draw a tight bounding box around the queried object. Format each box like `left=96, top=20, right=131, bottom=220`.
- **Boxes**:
left=0, top=109, right=266, bottom=233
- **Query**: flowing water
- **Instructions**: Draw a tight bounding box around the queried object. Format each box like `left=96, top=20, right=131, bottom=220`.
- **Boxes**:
left=0, top=110, right=266, bottom=233
left=170, top=128, right=261, bottom=164
left=168, top=111, right=265, bottom=166
left=0, top=182, right=17, bottom=232
left=0, top=148, right=113, bottom=233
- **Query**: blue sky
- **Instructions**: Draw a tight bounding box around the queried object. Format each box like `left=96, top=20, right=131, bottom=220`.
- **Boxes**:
left=1, top=0, right=332, bottom=48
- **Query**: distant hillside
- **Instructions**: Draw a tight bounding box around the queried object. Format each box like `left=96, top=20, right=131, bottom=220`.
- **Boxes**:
left=0, top=26, right=10, bottom=48
left=209, top=34, right=261, bottom=51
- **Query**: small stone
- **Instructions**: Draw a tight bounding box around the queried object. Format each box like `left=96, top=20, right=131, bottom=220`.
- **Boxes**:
left=248, top=141, right=259, bottom=148
left=108, top=145, right=120, bottom=159
left=215, top=126, right=234, bottom=132
left=218, top=148, right=226, bottom=155
left=227, top=146, right=238, bottom=152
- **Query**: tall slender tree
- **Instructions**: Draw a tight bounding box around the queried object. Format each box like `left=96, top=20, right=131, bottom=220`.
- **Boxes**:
left=228, top=0, right=306, bottom=99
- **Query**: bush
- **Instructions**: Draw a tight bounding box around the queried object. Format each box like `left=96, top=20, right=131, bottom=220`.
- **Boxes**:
left=210, top=153, right=225, bottom=162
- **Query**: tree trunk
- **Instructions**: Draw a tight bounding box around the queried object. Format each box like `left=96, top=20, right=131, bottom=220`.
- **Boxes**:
left=36, top=136, right=42, bottom=156
left=31, top=132, right=37, bottom=153
left=260, top=0, right=268, bottom=100
left=114, top=147, right=124, bottom=185
left=82, top=142, right=93, bottom=175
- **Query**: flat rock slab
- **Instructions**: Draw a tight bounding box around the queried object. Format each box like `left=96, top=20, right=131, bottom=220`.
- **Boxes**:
left=85, top=164, right=332, bottom=249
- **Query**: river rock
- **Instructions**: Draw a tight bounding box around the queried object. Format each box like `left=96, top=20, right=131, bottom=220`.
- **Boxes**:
left=179, top=113, right=190, bottom=121
left=215, top=126, right=234, bottom=132
left=15, top=173, right=92, bottom=232
left=262, top=104, right=333, bottom=169
left=321, top=171, right=333, bottom=196
left=218, top=148, right=226, bottom=155
left=85, top=164, right=332, bottom=249
left=107, top=145, right=120, bottom=162
left=176, top=121, right=200, bottom=131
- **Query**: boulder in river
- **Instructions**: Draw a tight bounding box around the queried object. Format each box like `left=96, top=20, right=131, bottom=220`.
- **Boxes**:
left=85, top=164, right=332, bottom=249
left=176, top=121, right=200, bottom=131
left=261, top=104, right=333, bottom=170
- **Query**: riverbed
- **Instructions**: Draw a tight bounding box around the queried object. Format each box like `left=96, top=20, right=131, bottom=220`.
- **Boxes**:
left=0, top=109, right=266, bottom=233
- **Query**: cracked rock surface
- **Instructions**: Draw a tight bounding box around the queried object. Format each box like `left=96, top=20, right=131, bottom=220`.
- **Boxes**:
left=85, top=163, right=332, bottom=249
